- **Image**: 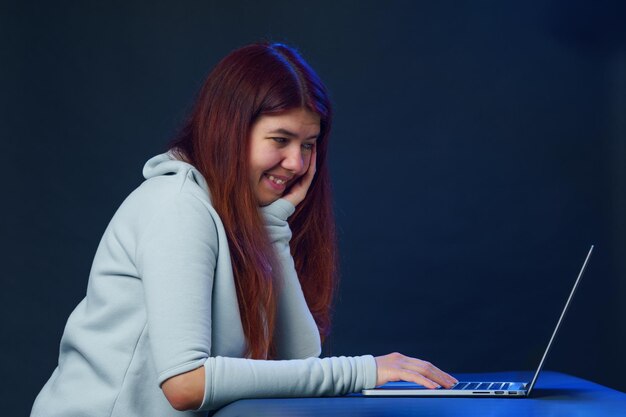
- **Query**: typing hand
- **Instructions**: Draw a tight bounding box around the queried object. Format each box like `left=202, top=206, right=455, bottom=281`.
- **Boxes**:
left=375, top=352, right=458, bottom=388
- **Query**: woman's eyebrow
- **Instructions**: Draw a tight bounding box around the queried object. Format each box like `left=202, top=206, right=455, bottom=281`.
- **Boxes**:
left=267, top=128, right=319, bottom=140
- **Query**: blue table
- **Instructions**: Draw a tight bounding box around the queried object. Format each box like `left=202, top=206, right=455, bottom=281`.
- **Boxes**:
left=214, top=371, right=626, bottom=416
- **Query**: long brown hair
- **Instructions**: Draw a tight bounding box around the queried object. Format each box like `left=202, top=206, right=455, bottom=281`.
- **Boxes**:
left=169, top=43, right=336, bottom=359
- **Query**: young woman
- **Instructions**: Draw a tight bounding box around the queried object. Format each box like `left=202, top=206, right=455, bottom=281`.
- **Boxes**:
left=31, top=42, right=456, bottom=416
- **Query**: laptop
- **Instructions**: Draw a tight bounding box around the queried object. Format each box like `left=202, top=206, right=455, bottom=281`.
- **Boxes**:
left=362, top=245, right=594, bottom=398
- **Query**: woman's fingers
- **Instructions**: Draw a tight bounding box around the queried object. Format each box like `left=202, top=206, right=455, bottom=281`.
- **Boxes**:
left=375, top=352, right=458, bottom=388
left=307, top=147, right=317, bottom=179
left=283, top=147, right=317, bottom=207
left=297, top=147, right=317, bottom=191
left=401, top=357, right=458, bottom=388
left=398, top=368, right=441, bottom=389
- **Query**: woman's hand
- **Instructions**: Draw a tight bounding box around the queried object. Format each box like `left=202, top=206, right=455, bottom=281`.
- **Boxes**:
left=375, top=352, right=458, bottom=388
left=282, top=147, right=316, bottom=207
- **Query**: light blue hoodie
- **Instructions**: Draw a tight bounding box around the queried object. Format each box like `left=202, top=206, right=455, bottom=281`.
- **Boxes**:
left=31, top=152, right=377, bottom=416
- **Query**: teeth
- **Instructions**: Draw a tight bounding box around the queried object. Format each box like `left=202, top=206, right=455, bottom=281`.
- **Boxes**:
left=268, top=175, right=285, bottom=185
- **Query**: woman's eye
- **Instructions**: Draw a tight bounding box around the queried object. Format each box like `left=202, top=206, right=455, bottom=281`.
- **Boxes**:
left=271, top=137, right=287, bottom=144
left=302, top=143, right=315, bottom=151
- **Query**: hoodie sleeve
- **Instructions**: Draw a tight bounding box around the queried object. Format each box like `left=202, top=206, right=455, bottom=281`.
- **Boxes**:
left=260, top=199, right=322, bottom=359
left=136, top=192, right=377, bottom=411
left=135, top=191, right=216, bottom=383
left=200, top=354, right=377, bottom=411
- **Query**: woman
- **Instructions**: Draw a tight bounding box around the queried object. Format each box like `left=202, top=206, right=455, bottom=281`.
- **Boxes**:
left=31, top=42, right=456, bottom=416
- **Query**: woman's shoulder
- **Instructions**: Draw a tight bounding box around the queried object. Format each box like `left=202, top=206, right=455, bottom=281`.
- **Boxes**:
left=110, top=152, right=218, bottom=233
left=138, top=151, right=212, bottom=203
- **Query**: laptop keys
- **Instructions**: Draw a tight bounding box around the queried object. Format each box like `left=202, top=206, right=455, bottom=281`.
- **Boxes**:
left=450, top=382, right=512, bottom=390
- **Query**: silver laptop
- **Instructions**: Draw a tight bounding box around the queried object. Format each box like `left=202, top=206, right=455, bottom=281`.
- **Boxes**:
left=362, top=245, right=594, bottom=398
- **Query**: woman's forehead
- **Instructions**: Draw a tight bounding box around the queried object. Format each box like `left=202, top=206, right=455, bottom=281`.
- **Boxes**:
left=256, top=109, right=320, bottom=137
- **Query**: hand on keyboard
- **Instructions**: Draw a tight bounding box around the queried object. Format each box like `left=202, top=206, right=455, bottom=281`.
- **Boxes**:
left=374, top=352, right=458, bottom=388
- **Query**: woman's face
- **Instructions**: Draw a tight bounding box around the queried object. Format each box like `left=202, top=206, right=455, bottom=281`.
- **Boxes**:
left=248, top=108, right=320, bottom=206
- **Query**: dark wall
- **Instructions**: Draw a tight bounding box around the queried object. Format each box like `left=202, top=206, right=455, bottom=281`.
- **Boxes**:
left=2, top=1, right=625, bottom=415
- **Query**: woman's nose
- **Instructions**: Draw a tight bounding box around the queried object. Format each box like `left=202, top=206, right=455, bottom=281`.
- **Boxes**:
left=281, top=146, right=305, bottom=174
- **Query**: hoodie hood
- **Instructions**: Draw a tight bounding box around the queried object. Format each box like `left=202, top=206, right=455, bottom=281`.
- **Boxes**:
left=142, top=151, right=210, bottom=196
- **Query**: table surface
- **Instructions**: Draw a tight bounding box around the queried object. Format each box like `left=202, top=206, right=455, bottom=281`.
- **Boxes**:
left=214, top=371, right=626, bottom=417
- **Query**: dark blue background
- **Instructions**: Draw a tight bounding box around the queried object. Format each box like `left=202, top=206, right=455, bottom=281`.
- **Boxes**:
left=2, top=1, right=625, bottom=415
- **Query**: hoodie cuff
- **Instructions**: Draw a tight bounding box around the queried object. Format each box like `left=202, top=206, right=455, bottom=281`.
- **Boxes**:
left=260, top=199, right=296, bottom=222
left=362, top=355, right=378, bottom=389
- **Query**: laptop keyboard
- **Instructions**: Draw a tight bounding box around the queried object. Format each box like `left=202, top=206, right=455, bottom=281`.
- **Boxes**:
left=448, top=382, right=512, bottom=390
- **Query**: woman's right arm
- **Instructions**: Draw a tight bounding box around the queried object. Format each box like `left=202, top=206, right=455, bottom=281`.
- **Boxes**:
left=260, top=198, right=322, bottom=359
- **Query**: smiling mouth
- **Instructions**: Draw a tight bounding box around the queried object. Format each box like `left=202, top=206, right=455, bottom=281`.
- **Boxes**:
left=266, top=174, right=287, bottom=185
